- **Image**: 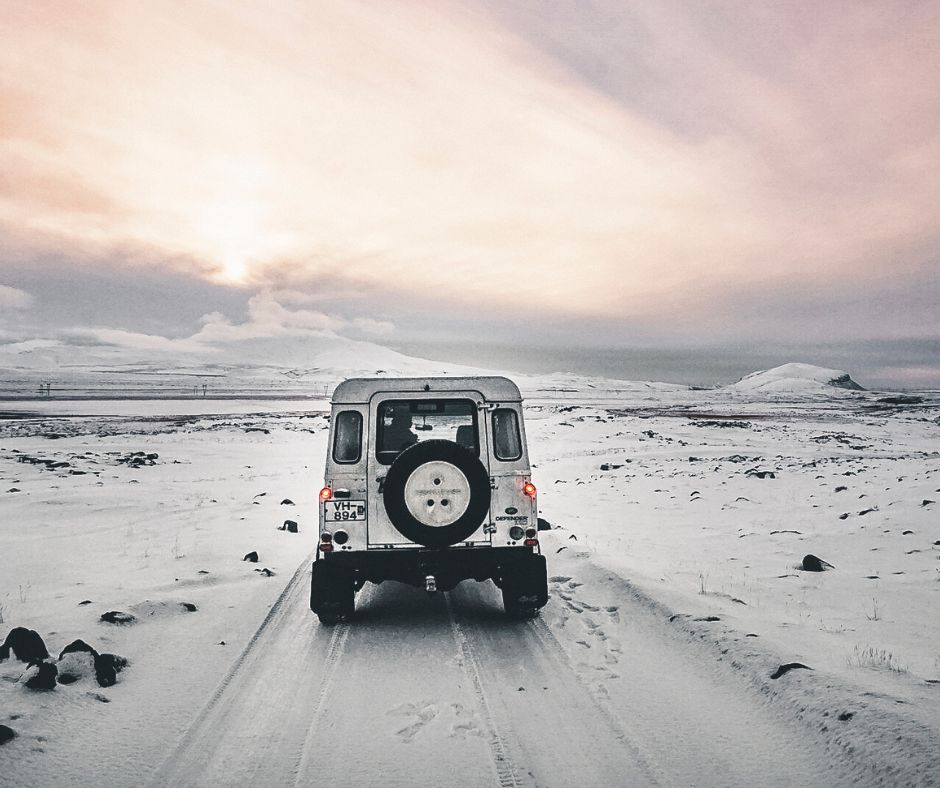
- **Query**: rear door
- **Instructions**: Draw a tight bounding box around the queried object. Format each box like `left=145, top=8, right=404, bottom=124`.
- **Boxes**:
left=366, top=391, right=492, bottom=547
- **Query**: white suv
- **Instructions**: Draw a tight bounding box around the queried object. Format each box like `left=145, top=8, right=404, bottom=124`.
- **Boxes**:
left=310, top=376, right=549, bottom=623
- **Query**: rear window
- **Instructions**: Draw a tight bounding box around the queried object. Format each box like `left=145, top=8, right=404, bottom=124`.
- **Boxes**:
left=332, top=411, right=362, bottom=464
left=376, top=399, right=478, bottom=464
left=492, top=408, right=522, bottom=461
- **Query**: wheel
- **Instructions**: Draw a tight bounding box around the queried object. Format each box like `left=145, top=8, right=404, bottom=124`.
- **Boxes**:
left=500, top=554, right=549, bottom=618
left=382, top=439, right=491, bottom=548
left=310, top=560, right=355, bottom=622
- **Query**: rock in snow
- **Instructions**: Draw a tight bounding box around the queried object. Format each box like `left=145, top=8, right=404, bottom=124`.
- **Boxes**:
left=0, top=724, right=16, bottom=745
left=57, top=651, right=97, bottom=685
left=0, top=627, right=49, bottom=663
left=770, top=663, right=813, bottom=679
left=22, top=661, right=58, bottom=690
left=801, top=554, right=835, bottom=572
left=100, top=611, right=137, bottom=625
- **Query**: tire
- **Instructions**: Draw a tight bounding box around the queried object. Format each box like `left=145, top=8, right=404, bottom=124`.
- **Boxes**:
left=501, top=554, right=549, bottom=618
left=310, top=560, right=355, bottom=622
left=383, top=439, right=491, bottom=548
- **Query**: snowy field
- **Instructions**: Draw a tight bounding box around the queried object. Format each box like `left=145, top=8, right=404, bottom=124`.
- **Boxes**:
left=1, top=366, right=939, bottom=786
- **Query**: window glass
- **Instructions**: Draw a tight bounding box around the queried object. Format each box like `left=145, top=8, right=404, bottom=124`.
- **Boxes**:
left=492, top=408, right=522, bottom=461
left=332, top=411, right=362, bottom=464
left=377, top=399, right=478, bottom=464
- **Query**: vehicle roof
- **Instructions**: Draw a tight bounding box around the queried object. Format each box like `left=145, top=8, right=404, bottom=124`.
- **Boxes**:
left=331, top=376, right=522, bottom=404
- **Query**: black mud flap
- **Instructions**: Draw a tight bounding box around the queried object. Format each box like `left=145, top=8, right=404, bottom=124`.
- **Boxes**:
left=502, top=553, right=549, bottom=611
left=310, top=559, right=355, bottom=621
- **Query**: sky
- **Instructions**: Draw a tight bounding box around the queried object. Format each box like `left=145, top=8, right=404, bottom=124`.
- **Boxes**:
left=1, top=0, right=938, bottom=387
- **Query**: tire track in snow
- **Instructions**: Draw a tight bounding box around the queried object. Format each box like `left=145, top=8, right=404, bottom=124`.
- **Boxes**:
left=150, top=551, right=315, bottom=786
left=293, top=621, right=351, bottom=784
left=526, top=616, right=667, bottom=786
left=445, top=593, right=522, bottom=788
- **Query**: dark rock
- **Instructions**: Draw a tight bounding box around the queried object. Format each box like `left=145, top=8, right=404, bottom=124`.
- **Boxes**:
left=835, top=486, right=847, bottom=492
left=694, top=616, right=721, bottom=622
left=921, top=500, right=935, bottom=507
left=801, top=554, right=834, bottom=572
left=746, top=469, right=776, bottom=479
left=770, top=663, right=812, bottom=679
left=838, top=711, right=855, bottom=721
left=0, top=627, right=49, bottom=663
left=902, top=530, right=914, bottom=535
left=838, top=513, right=850, bottom=520
left=93, top=652, right=127, bottom=687
left=257, top=568, right=275, bottom=577
left=858, top=507, right=877, bottom=516
left=100, top=611, right=136, bottom=625
left=243, top=551, right=259, bottom=562
left=280, top=498, right=294, bottom=505
left=59, top=639, right=98, bottom=660
left=284, top=520, right=299, bottom=533
left=78, top=600, right=92, bottom=606
left=24, top=661, right=58, bottom=690
left=180, top=603, right=197, bottom=612
left=57, top=650, right=96, bottom=684
left=6, top=488, right=20, bottom=493
left=0, top=724, right=15, bottom=745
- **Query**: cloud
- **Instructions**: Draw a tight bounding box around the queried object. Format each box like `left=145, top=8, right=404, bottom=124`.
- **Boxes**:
left=0, top=1, right=936, bottom=360
left=0, top=284, right=34, bottom=309
left=67, top=328, right=209, bottom=355
left=59, top=292, right=394, bottom=354
left=192, top=292, right=341, bottom=343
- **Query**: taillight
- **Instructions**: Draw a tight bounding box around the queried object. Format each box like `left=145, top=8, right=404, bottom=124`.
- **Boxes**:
left=319, top=487, right=333, bottom=502
left=319, top=531, right=333, bottom=553
left=524, top=526, right=538, bottom=547
left=523, top=481, right=537, bottom=498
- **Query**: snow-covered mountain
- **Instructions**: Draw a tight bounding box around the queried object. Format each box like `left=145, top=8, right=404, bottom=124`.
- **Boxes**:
left=726, top=362, right=864, bottom=393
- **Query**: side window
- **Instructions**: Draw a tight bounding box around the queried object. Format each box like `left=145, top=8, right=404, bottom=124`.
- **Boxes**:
left=332, top=411, right=362, bottom=464
left=492, top=408, right=522, bottom=461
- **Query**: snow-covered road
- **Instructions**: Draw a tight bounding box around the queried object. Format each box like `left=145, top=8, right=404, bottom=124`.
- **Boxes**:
left=155, top=557, right=850, bottom=788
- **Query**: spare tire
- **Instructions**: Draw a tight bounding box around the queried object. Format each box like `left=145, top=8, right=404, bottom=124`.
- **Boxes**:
left=383, top=439, right=491, bottom=548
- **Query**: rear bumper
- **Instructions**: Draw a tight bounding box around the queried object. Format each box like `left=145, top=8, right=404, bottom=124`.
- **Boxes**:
left=317, top=545, right=541, bottom=592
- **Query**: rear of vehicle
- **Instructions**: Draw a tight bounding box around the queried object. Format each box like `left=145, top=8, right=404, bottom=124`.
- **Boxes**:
left=310, top=376, right=548, bottom=623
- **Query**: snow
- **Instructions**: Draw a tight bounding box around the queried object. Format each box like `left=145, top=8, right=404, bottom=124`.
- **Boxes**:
left=1, top=361, right=939, bottom=785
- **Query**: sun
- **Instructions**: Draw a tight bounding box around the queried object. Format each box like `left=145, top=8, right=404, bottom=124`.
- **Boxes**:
left=216, top=253, right=249, bottom=285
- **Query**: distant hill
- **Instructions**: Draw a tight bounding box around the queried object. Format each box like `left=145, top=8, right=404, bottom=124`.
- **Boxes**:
left=726, top=363, right=864, bottom=393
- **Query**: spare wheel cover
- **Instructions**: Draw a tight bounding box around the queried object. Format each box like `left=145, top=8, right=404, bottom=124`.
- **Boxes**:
left=383, top=440, right=491, bottom=547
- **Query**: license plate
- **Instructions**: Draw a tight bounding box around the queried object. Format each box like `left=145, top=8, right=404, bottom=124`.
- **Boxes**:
left=325, top=500, right=366, bottom=521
